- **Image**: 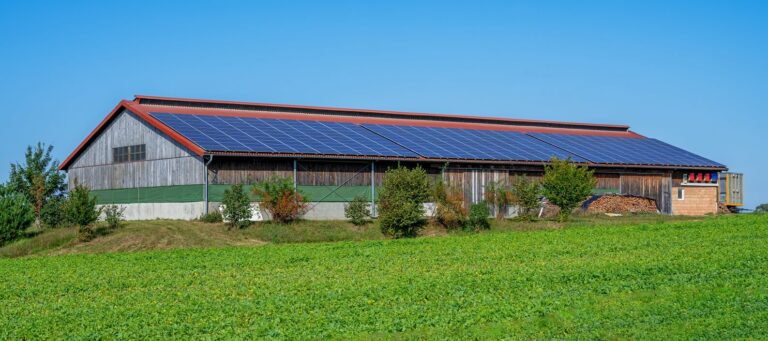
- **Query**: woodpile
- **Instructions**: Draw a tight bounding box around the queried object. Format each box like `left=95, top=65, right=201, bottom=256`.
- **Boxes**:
left=717, top=203, right=732, bottom=214
left=585, top=194, right=658, bottom=214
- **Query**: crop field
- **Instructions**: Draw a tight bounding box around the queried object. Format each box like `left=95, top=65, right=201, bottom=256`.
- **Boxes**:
left=1, top=214, right=767, bottom=339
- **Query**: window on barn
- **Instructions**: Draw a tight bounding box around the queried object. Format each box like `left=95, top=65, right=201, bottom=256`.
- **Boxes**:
left=677, top=188, right=685, bottom=200
left=113, top=144, right=146, bottom=163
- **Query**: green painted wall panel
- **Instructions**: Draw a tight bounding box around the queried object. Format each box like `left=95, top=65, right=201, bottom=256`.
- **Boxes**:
left=92, top=185, right=377, bottom=204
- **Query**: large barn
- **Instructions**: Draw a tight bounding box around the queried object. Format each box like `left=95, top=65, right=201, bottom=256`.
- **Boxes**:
left=60, top=95, right=727, bottom=220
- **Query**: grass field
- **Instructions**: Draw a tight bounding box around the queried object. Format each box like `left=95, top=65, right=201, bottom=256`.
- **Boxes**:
left=1, top=214, right=767, bottom=339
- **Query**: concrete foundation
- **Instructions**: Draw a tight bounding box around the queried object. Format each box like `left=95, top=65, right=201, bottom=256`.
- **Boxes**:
left=102, top=202, right=207, bottom=221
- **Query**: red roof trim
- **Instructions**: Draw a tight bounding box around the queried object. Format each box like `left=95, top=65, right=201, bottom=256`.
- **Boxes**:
left=139, top=104, right=643, bottom=138
left=59, top=101, right=205, bottom=170
left=134, top=94, right=631, bottom=131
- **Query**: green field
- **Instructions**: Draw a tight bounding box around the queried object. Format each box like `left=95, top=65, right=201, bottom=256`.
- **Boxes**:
left=2, top=214, right=767, bottom=339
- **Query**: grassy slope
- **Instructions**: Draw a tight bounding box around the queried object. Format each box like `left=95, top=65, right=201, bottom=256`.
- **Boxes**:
left=1, top=214, right=766, bottom=339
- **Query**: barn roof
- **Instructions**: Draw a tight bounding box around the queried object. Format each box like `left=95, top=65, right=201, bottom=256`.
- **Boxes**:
left=59, top=96, right=726, bottom=170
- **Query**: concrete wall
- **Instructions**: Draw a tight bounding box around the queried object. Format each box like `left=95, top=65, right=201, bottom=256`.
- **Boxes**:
left=102, top=202, right=206, bottom=221
left=672, top=185, right=718, bottom=216
left=67, top=110, right=203, bottom=190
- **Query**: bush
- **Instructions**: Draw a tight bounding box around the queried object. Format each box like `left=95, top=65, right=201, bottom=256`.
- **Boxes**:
left=484, top=181, right=514, bottom=220
left=0, top=191, right=35, bottom=244
left=199, top=210, right=224, bottom=223
left=467, top=202, right=491, bottom=231
left=103, top=204, right=125, bottom=229
left=756, top=204, right=768, bottom=214
left=40, top=195, right=68, bottom=228
left=378, top=165, right=431, bottom=238
left=64, top=183, right=100, bottom=242
left=222, top=184, right=252, bottom=229
left=541, top=157, right=597, bottom=222
left=432, top=179, right=467, bottom=229
left=511, top=175, right=541, bottom=221
left=345, top=195, right=371, bottom=226
left=252, top=177, right=307, bottom=224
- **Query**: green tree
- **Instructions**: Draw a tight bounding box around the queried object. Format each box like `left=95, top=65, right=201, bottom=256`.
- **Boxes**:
left=222, top=184, right=253, bottom=229
left=756, top=204, right=768, bottom=213
left=0, top=191, right=35, bottom=244
left=541, top=157, right=596, bottom=222
left=65, top=183, right=101, bottom=242
left=466, top=202, right=491, bottom=231
left=378, top=165, right=431, bottom=238
left=8, top=143, right=67, bottom=222
left=511, top=175, right=541, bottom=221
left=345, top=195, right=371, bottom=226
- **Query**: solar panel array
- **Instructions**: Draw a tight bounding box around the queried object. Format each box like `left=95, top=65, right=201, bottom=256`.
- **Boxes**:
left=362, top=124, right=586, bottom=162
left=150, top=113, right=418, bottom=157
left=149, top=112, right=722, bottom=168
left=528, top=133, right=724, bottom=167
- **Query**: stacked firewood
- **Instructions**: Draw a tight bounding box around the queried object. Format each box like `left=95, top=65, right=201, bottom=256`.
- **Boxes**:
left=585, top=194, right=658, bottom=214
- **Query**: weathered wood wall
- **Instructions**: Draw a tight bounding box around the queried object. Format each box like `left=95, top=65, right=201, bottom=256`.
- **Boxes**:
left=619, top=173, right=672, bottom=213
left=66, top=110, right=203, bottom=190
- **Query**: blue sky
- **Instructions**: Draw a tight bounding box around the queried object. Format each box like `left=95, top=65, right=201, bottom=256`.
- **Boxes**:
left=0, top=1, right=765, bottom=209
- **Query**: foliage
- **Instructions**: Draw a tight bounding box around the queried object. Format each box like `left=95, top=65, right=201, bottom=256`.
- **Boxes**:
left=510, top=175, right=541, bottom=221
left=466, top=202, right=491, bottom=231
left=2, top=215, right=765, bottom=339
left=7, top=143, right=67, bottom=221
left=199, top=211, right=224, bottom=223
left=483, top=181, right=514, bottom=220
left=252, top=177, right=307, bottom=224
left=344, top=195, right=371, bottom=226
left=432, top=178, right=467, bottom=229
left=756, top=204, right=768, bottom=213
left=0, top=192, right=35, bottom=245
left=103, top=204, right=126, bottom=229
left=222, top=184, right=253, bottom=229
left=541, top=157, right=597, bottom=222
left=64, top=183, right=100, bottom=242
left=378, top=165, right=431, bottom=238
left=40, top=196, right=68, bottom=228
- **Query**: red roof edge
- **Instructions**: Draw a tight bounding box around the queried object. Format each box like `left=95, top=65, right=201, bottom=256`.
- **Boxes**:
left=133, top=94, right=631, bottom=132
left=59, top=100, right=205, bottom=171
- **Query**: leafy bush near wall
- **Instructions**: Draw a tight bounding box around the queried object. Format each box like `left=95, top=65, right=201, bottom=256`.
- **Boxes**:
left=199, top=211, right=224, bottom=223
left=483, top=181, right=513, bottom=220
left=466, top=202, right=491, bottom=231
left=541, top=157, right=596, bottom=222
left=0, top=191, right=35, bottom=245
left=344, top=195, right=371, bottom=226
left=252, top=177, right=307, bottom=224
left=40, top=196, right=68, bottom=228
left=65, top=183, right=101, bottom=242
left=432, top=179, right=467, bottom=229
left=511, top=175, right=542, bottom=221
left=378, top=165, right=431, bottom=238
left=103, top=205, right=126, bottom=230
left=222, top=184, right=252, bottom=229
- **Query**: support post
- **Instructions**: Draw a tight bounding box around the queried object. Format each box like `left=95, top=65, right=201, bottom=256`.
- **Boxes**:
left=371, top=161, right=376, bottom=217
left=293, top=159, right=298, bottom=192
left=203, top=155, right=214, bottom=215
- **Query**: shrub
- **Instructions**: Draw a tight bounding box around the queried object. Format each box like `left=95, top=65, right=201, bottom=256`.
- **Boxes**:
left=103, top=204, right=126, bottom=229
left=541, top=157, right=596, bottom=222
left=345, top=195, right=371, bottom=226
left=199, top=210, right=224, bottom=223
left=7, top=143, right=67, bottom=222
left=432, top=179, right=467, bottom=229
left=484, top=181, right=514, bottom=220
left=64, top=183, right=100, bottom=242
left=252, top=177, right=307, bottom=224
left=511, top=175, right=541, bottom=221
left=40, top=195, right=68, bottom=228
left=378, top=165, right=431, bottom=238
left=467, top=202, right=491, bottom=231
left=222, top=184, right=253, bottom=229
left=0, top=191, right=35, bottom=244
left=756, top=204, right=768, bottom=214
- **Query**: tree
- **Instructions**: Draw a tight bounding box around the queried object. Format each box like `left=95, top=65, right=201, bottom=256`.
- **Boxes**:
left=252, top=177, right=307, bottom=224
left=510, top=175, right=541, bottom=221
left=222, top=184, right=253, bottom=229
left=8, top=143, right=67, bottom=222
left=541, top=157, right=596, bottom=222
left=0, top=191, right=35, bottom=244
left=65, top=183, right=101, bottom=242
left=378, top=165, right=431, bottom=238
left=345, top=195, right=371, bottom=226
left=756, top=204, right=768, bottom=213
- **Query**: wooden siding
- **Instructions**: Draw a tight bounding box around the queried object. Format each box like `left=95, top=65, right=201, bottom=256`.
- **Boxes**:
left=620, top=173, right=672, bottom=213
left=66, top=110, right=203, bottom=190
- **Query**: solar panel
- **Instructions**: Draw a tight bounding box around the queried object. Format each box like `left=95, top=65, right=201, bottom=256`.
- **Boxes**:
left=362, top=124, right=587, bottom=162
left=150, top=113, right=419, bottom=158
left=528, top=133, right=724, bottom=167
